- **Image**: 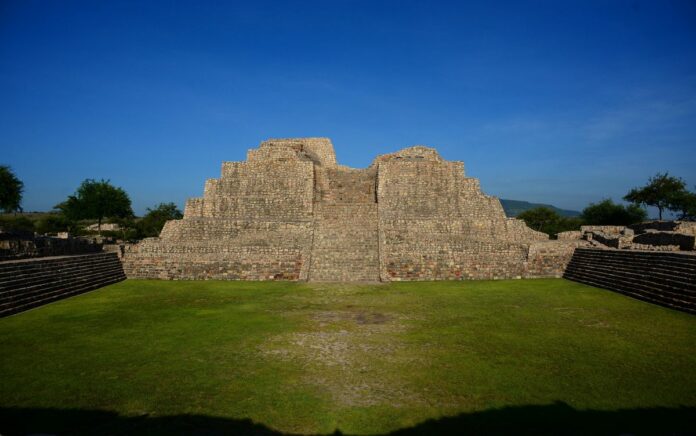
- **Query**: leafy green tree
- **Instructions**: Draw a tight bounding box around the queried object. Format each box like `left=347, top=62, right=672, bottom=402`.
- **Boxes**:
left=136, top=202, right=183, bottom=238
left=667, top=189, right=696, bottom=221
left=518, top=207, right=582, bottom=237
left=624, top=173, right=686, bottom=220
left=581, top=199, right=647, bottom=225
left=0, top=165, right=24, bottom=213
left=56, top=179, right=133, bottom=233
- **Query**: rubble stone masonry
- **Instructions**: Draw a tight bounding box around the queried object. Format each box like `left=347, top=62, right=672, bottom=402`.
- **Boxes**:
left=122, top=138, right=580, bottom=281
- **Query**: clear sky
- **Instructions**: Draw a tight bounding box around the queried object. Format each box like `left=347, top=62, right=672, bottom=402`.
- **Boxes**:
left=1, top=0, right=695, bottom=216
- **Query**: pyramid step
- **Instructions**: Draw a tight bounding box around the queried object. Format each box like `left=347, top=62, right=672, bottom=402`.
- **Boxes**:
left=563, top=248, right=696, bottom=314
left=0, top=274, right=125, bottom=317
left=0, top=253, right=125, bottom=317
left=564, top=261, right=696, bottom=292
left=0, top=270, right=126, bottom=311
left=0, top=264, right=126, bottom=304
left=0, top=259, right=124, bottom=291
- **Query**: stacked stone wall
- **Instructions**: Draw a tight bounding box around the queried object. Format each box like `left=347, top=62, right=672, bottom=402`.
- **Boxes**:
left=632, top=232, right=695, bottom=251
left=257, top=137, right=337, bottom=167
left=197, top=159, right=314, bottom=220
left=375, top=154, right=553, bottom=281
left=122, top=139, right=318, bottom=280
left=525, top=241, right=585, bottom=278
left=315, top=167, right=377, bottom=204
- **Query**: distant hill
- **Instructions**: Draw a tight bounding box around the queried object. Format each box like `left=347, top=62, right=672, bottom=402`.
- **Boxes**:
left=500, top=199, right=581, bottom=218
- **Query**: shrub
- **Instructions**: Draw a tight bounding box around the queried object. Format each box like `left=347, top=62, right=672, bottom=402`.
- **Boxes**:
left=0, top=215, right=34, bottom=233
left=581, top=199, right=647, bottom=225
left=517, top=207, right=583, bottom=238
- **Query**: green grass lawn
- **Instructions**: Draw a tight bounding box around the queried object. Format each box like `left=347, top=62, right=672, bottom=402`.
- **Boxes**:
left=1, top=279, right=695, bottom=435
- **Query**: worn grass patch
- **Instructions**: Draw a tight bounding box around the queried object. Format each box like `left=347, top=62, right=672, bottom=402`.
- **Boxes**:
left=1, top=279, right=695, bottom=435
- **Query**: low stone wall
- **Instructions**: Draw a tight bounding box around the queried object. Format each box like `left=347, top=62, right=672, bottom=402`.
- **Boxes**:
left=630, top=221, right=696, bottom=236
left=580, top=225, right=629, bottom=235
left=0, top=231, right=102, bottom=261
left=572, top=222, right=696, bottom=252
left=633, top=231, right=695, bottom=251
left=556, top=231, right=582, bottom=240
left=587, top=231, right=634, bottom=249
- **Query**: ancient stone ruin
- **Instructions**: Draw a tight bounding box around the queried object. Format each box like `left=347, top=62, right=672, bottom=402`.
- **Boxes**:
left=122, top=138, right=582, bottom=281
left=558, top=222, right=696, bottom=252
left=0, top=229, right=102, bottom=261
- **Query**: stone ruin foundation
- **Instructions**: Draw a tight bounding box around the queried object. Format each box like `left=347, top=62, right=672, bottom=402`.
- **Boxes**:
left=122, top=138, right=584, bottom=281
left=559, top=222, right=696, bottom=252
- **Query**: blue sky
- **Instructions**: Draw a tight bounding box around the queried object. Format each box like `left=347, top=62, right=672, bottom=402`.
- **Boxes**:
left=1, top=0, right=695, bottom=216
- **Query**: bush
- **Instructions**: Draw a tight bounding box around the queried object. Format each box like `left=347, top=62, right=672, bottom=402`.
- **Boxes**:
left=135, top=203, right=183, bottom=238
left=34, top=214, right=71, bottom=235
left=517, top=207, right=583, bottom=238
left=0, top=215, right=35, bottom=233
left=581, top=199, right=647, bottom=225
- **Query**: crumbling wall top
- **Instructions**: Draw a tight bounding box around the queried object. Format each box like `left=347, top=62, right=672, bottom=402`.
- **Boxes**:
left=371, top=146, right=444, bottom=167
left=255, top=137, right=337, bottom=167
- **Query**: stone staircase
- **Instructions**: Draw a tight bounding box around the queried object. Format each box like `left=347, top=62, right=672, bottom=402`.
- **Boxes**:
left=563, top=248, right=696, bottom=314
left=309, top=167, right=381, bottom=282
left=309, top=203, right=380, bottom=282
left=0, top=252, right=126, bottom=317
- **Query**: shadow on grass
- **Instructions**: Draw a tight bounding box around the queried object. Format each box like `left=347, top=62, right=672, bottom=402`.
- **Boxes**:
left=1, top=402, right=695, bottom=435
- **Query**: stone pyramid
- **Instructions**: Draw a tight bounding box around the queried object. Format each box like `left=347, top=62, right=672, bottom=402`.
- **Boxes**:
left=123, top=138, right=575, bottom=281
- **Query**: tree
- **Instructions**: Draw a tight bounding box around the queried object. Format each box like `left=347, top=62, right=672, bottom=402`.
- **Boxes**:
left=624, top=173, right=686, bottom=220
left=667, top=189, right=696, bottom=221
left=517, top=207, right=582, bottom=237
left=136, top=202, right=183, bottom=238
left=581, top=199, right=647, bottom=226
left=56, top=179, right=133, bottom=233
left=0, top=165, right=24, bottom=214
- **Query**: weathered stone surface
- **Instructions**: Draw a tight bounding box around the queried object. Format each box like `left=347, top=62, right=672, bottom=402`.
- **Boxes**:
left=123, top=138, right=578, bottom=281
left=557, top=231, right=582, bottom=240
